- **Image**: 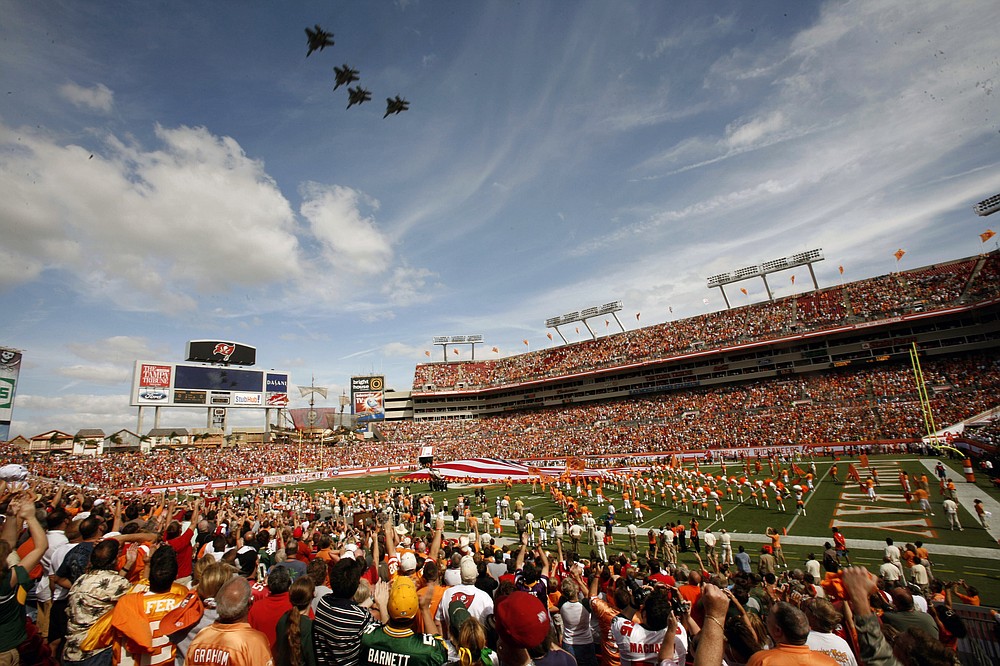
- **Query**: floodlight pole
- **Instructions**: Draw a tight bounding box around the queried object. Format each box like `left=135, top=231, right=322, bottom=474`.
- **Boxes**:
left=552, top=326, right=568, bottom=344
left=807, top=263, right=819, bottom=290
left=761, top=275, right=774, bottom=301
left=717, top=286, right=732, bottom=310
left=582, top=320, right=597, bottom=340
left=611, top=312, right=626, bottom=332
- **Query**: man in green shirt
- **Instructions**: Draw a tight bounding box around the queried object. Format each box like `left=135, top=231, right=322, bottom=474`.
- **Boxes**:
left=361, top=576, right=446, bottom=666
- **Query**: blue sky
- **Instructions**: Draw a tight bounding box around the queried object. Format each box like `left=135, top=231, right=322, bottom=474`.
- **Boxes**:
left=1, top=0, right=998, bottom=438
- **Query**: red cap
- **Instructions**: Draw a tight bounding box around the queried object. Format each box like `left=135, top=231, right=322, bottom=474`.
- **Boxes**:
left=494, top=592, right=550, bottom=649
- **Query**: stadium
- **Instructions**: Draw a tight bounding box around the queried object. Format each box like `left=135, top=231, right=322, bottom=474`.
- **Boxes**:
left=3, top=248, right=1000, bottom=662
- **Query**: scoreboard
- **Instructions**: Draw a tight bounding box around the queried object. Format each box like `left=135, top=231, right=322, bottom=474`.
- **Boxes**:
left=130, top=360, right=289, bottom=408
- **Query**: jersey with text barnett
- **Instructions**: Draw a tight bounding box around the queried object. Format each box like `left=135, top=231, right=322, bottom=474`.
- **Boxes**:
left=360, top=624, right=447, bottom=666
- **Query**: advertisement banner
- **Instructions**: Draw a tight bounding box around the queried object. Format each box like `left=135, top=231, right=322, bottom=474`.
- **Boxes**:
left=130, top=361, right=290, bottom=409
left=351, top=375, right=385, bottom=422
left=0, top=347, right=22, bottom=441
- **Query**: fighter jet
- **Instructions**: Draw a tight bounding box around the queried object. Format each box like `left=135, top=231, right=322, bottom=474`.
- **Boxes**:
left=333, top=65, right=360, bottom=90
left=383, top=95, right=410, bottom=118
left=305, top=25, right=334, bottom=56
left=346, top=86, right=372, bottom=109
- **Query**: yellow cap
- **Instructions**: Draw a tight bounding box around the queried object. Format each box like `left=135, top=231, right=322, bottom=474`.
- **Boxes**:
left=388, top=576, right=419, bottom=620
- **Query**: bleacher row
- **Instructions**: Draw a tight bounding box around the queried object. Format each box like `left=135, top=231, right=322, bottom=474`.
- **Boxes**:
left=8, top=351, right=998, bottom=491
left=413, top=253, right=999, bottom=391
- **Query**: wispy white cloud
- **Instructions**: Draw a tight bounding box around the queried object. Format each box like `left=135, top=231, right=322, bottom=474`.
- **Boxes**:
left=58, top=82, right=114, bottom=113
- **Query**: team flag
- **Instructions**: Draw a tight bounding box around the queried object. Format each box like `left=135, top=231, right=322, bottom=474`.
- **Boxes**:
left=848, top=463, right=862, bottom=483
left=894, top=248, right=906, bottom=261
left=424, top=350, right=431, bottom=357
left=981, top=230, right=996, bottom=243
left=547, top=332, right=553, bottom=341
left=491, top=346, right=499, bottom=353
left=522, top=339, right=529, bottom=347
left=453, top=348, right=459, bottom=355
left=605, top=319, right=610, bottom=328
left=740, top=287, right=748, bottom=295
left=791, top=275, right=796, bottom=284
left=566, top=456, right=586, bottom=471
left=839, top=265, right=844, bottom=275
left=636, top=312, right=640, bottom=321
left=859, top=453, right=869, bottom=468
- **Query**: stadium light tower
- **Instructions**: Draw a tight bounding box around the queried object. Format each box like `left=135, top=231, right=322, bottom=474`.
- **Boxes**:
left=546, top=301, right=624, bottom=342
left=707, top=249, right=824, bottom=308
left=973, top=192, right=1000, bottom=217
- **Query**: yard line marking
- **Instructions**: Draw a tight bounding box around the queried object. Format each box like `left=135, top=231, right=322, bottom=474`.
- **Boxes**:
left=784, top=466, right=831, bottom=534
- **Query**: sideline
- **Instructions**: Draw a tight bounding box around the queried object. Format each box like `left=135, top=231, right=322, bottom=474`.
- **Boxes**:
left=920, top=460, right=1000, bottom=542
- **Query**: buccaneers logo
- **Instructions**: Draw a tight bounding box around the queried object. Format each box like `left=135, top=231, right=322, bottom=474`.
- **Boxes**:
left=213, top=343, right=236, bottom=361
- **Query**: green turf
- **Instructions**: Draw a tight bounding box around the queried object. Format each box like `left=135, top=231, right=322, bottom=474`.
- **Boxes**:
left=287, top=454, right=1000, bottom=605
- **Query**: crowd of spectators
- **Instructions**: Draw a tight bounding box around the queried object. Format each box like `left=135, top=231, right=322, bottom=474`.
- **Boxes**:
left=386, top=352, right=1000, bottom=462
left=0, top=477, right=970, bottom=666
left=414, top=253, right=999, bottom=392
left=8, top=351, right=998, bottom=492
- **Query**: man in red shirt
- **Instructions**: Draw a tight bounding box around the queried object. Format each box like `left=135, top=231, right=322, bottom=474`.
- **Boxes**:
left=248, top=565, right=293, bottom=649
left=164, top=498, right=202, bottom=586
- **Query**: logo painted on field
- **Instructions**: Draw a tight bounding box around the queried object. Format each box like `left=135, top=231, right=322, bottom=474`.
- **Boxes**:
left=831, top=460, right=936, bottom=538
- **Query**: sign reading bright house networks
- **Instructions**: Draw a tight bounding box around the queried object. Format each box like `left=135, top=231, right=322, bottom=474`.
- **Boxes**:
left=351, top=375, right=385, bottom=422
left=130, top=360, right=289, bottom=408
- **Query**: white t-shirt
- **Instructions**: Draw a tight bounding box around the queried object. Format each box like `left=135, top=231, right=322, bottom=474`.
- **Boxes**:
left=560, top=600, right=592, bottom=645
left=805, top=559, right=822, bottom=581
left=611, top=615, right=688, bottom=666
left=807, top=631, right=858, bottom=666
left=437, top=583, right=494, bottom=625
left=703, top=532, right=717, bottom=548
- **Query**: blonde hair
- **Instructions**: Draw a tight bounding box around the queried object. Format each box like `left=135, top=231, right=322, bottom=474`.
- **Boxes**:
left=197, top=561, right=238, bottom=605
left=353, top=578, right=372, bottom=606
left=455, top=616, right=487, bottom=666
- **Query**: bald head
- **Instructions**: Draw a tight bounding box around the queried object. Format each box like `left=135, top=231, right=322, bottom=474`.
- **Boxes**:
left=216, top=575, right=251, bottom=623
left=688, top=571, right=702, bottom=586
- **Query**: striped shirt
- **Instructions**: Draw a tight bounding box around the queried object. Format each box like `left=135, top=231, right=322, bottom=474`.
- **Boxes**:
left=313, top=595, right=379, bottom=666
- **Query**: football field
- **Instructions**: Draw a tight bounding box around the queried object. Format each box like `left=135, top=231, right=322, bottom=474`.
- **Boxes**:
left=292, top=454, right=1000, bottom=605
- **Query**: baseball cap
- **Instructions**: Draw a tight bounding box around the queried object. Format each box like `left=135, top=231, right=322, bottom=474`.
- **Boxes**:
left=460, top=558, right=478, bottom=584
left=387, top=577, right=419, bottom=621
left=400, top=552, right=418, bottom=572
left=494, top=592, right=550, bottom=650
left=449, top=599, right=472, bottom=632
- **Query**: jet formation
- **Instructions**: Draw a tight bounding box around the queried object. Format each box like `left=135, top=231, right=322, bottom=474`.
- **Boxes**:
left=305, top=24, right=409, bottom=117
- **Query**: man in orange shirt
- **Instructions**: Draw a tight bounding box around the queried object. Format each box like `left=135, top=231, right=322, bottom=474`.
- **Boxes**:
left=747, top=602, right=838, bottom=666
left=110, top=546, right=190, bottom=666
left=186, top=576, right=273, bottom=665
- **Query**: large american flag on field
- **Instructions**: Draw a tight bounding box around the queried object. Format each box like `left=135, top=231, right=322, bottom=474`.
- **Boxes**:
left=402, top=458, right=547, bottom=482
left=401, top=458, right=621, bottom=482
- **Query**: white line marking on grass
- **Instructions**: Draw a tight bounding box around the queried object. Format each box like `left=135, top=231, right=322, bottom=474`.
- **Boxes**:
left=784, top=466, right=831, bottom=534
